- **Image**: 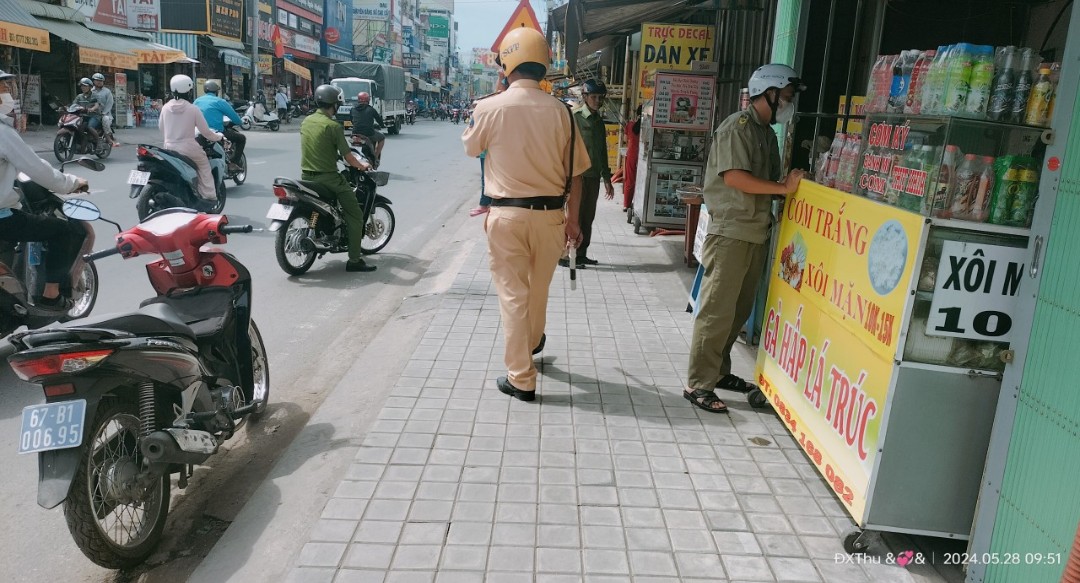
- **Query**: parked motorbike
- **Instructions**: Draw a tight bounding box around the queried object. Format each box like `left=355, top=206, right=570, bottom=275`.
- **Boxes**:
left=54, top=105, right=112, bottom=163
left=268, top=148, right=395, bottom=275
left=1, top=159, right=105, bottom=337
left=241, top=101, right=280, bottom=131
left=129, top=138, right=229, bottom=220
left=5, top=205, right=268, bottom=569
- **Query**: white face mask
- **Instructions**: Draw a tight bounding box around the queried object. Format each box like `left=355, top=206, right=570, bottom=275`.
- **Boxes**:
left=0, top=93, right=15, bottom=126
left=775, top=99, right=795, bottom=124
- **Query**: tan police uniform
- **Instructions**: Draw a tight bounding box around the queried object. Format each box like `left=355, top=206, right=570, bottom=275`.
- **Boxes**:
left=462, top=79, right=592, bottom=391
left=687, top=105, right=782, bottom=391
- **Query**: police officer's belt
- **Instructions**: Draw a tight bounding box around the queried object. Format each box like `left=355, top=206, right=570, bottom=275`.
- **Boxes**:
left=490, top=196, right=565, bottom=210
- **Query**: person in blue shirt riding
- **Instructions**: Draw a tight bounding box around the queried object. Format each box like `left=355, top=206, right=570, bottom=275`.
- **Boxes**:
left=194, top=80, right=245, bottom=171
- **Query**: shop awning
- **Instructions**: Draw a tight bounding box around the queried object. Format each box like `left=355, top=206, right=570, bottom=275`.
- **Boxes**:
left=283, top=58, right=311, bottom=81
left=206, top=35, right=245, bottom=51
left=0, top=0, right=49, bottom=52
left=30, top=17, right=139, bottom=70
left=156, top=32, right=199, bottom=58
left=219, top=48, right=250, bottom=69
left=86, top=21, right=194, bottom=65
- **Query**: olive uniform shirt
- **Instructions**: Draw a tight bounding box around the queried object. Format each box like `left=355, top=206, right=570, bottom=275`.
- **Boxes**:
left=703, top=105, right=781, bottom=244
left=572, top=104, right=611, bottom=181
left=300, top=110, right=351, bottom=174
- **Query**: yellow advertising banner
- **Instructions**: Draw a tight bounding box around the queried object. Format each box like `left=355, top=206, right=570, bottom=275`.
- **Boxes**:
left=134, top=47, right=188, bottom=65
left=637, top=23, right=714, bottom=103
left=755, top=181, right=925, bottom=520
left=836, top=95, right=866, bottom=134
left=79, top=47, right=139, bottom=71
left=283, top=58, right=311, bottom=80
left=258, top=54, right=273, bottom=75
left=0, top=21, right=50, bottom=52
left=605, top=123, right=620, bottom=171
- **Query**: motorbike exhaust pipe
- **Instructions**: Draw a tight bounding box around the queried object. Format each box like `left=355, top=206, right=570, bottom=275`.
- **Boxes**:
left=141, top=429, right=216, bottom=465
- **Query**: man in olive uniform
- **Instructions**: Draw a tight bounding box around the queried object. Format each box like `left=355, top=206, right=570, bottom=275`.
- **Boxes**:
left=462, top=27, right=592, bottom=401
left=685, top=64, right=807, bottom=413
left=300, top=84, right=376, bottom=273
left=563, top=79, right=614, bottom=267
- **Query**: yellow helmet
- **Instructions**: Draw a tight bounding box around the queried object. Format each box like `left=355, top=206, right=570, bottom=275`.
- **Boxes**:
left=498, top=27, right=550, bottom=75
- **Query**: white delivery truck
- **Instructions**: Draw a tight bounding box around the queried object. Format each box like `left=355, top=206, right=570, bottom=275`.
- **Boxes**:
left=330, top=61, right=407, bottom=134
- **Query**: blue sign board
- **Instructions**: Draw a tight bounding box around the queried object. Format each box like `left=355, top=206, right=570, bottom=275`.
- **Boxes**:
left=321, top=0, right=353, bottom=61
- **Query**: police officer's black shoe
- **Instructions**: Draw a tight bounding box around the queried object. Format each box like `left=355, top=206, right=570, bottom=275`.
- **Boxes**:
left=346, top=259, right=377, bottom=272
left=558, top=258, right=584, bottom=269
left=580, top=257, right=599, bottom=265
left=497, top=376, right=535, bottom=402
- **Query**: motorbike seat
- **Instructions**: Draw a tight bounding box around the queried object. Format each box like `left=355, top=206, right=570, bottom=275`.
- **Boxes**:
left=274, top=177, right=337, bottom=201
left=63, top=302, right=196, bottom=340
left=158, top=148, right=200, bottom=171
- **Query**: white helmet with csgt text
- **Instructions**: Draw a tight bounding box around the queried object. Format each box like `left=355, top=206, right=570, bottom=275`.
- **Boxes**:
left=748, top=64, right=806, bottom=98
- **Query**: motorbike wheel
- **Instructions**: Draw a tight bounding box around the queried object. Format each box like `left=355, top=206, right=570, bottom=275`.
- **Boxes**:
left=96, top=139, right=113, bottom=160
left=211, top=181, right=227, bottom=214
left=63, top=400, right=171, bottom=569
left=241, top=118, right=252, bottom=131
left=62, top=261, right=99, bottom=321
left=135, top=185, right=181, bottom=222
left=275, top=213, right=317, bottom=275
left=269, top=121, right=280, bottom=131
left=232, top=153, right=248, bottom=185
left=246, top=320, right=271, bottom=421
left=54, top=133, right=74, bottom=163
left=361, top=202, right=395, bottom=255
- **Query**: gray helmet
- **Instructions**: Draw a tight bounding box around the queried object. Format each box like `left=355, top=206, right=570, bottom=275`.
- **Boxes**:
left=314, top=84, right=344, bottom=108
left=79, top=78, right=92, bottom=87
left=91, top=73, right=105, bottom=82
left=581, top=79, right=607, bottom=95
left=204, top=80, right=221, bottom=94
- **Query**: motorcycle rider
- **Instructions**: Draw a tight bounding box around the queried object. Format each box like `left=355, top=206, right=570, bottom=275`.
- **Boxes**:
left=0, top=70, right=90, bottom=310
left=195, top=80, right=246, bottom=172
left=73, top=78, right=103, bottom=137
left=302, top=84, right=376, bottom=273
left=351, top=92, right=385, bottom=163
left=90, top=72, right=118, bottom=147
left=160, top=74, right=223, bottom=203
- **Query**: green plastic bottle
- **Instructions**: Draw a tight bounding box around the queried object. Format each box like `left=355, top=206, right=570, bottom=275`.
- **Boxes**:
left=944, top=44, right=974, bottom=115
left=965, top=45, right=995, bottom=117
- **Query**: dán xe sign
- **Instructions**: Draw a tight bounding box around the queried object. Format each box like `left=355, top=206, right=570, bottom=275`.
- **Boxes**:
left=637, top=23, right=714, bottom=102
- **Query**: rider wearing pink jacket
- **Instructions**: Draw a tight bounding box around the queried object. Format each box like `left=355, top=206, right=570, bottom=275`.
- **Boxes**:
left=160, top=75, right=222, bottom=200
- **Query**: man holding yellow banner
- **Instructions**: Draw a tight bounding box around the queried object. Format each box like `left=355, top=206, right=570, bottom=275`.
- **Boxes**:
left=684, top=64, right=807, bottom=414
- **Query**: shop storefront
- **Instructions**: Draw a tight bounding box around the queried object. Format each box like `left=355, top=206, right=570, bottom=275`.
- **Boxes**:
left=751, top=0, right=1080, bottom=579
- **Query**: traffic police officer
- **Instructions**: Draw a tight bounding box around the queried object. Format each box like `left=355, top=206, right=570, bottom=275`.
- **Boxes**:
left=300, top=84, right=377, bottom=272
left=685, top=64, right=806, bottom=413
left=462, top=27, right=592, bottom=401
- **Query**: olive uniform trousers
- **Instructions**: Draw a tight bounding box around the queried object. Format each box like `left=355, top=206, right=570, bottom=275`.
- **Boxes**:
left=301, top=171, right=366, bottom=263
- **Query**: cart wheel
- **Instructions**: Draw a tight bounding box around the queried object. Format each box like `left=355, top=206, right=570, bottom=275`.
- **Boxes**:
left=842, top=527, right=869, bottom=554
left=633, top=216, right=642, bottom=235
left=747, top=388, right=770, bottom=409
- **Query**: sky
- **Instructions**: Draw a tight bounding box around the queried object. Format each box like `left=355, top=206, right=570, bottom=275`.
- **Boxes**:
left=452, top=0, right=549, bottom=63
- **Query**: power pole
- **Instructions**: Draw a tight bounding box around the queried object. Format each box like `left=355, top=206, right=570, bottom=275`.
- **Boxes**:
left=250, top=0, right=259, bottom=99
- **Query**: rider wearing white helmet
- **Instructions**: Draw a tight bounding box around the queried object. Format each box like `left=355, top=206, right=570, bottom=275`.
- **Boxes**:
left=683, top=63, right=808, bottom=415
left=159, top=74, right=223, bottom=202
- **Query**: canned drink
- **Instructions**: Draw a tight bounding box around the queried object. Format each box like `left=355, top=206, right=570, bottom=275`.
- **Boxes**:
left=988, top=157, right=1017, bottom=225
left=1008, top=167, right=1040, bottom=227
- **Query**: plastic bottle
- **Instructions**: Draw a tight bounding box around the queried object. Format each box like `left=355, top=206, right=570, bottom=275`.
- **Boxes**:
left=1025, top=67, right=1054, bottom=127
left=950, top=153, right=981, bottom=220
left=843, top=135, right=862, bottom=192
left=905, top=50, right=935, bottom=114
left=824, top=133, right=846, bottom=188
left=930, top=145, right=960, bottom=216
left=864, top=55, right=883, bottom=114
left=965, top=46, right=995, bottom=117
left=834, top=134, right=855, bottom=192
left=897, top=145, right=930, bottom=212
left=943, top=44, right=974, bottom=114
left=972, top=155, right=996, bottom=221
left=988, top=47, right=1017, bottom=121
left=923, top=45, right=951, bottom=115
left=1010, top=48, right=1035, bottom=124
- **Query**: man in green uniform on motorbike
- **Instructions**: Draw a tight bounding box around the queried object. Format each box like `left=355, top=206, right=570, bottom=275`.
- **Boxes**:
left=300, top=84, right=377, bottom=273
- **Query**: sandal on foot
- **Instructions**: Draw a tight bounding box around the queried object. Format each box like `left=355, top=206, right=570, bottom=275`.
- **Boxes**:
left=716, top=374, right=757, bottom=393
left=684, top=389, right=728, bottom=413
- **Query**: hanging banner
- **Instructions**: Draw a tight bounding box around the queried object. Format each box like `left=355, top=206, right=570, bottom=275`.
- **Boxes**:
left=0, top=21, right=50, bottom=52
left=283, top=57, right=311, bottom=79
left=79, top=47, right=139, bottom=71
left=652, top=72, right=714, bottom=131
left=637, top=23, right=714, bottom=102
left=756, top=181, right=926, bottom=520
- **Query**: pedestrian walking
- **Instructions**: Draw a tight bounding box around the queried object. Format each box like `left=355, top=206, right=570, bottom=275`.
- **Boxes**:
left=684, top=64, right=807, bottom=413
left=462, top=27, right=592, bottom=401
left=561, top=79, right=613, bottom=268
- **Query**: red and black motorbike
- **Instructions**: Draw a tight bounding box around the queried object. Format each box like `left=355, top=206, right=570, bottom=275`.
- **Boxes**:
left=53, top=104, right=112, bottom=163
left=5, top=207, right=269, bottom=569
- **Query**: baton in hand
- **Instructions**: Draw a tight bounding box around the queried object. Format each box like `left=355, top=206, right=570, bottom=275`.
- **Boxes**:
left=568, top=245, right=577, bottom=291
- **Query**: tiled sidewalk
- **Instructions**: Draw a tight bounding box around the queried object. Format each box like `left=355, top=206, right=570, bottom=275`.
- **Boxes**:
left=286, top=203, right=929, bottom=583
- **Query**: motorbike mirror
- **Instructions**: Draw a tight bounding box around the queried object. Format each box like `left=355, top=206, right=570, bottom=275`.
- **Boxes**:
left=76, top=157, right=106, bottom=172
left=62, top=199, right=101, bottom=221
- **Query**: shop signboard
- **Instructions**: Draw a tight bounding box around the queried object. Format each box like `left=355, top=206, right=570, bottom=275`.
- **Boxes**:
left=210, top=0, right=243, bottom=40
left=79, top=47, right=139, bottom=71
left=756, top=181, right=926, bottom=520
left=113, top=72, right=130, bottom=127
left=403, top=52, right=420, bottom=68
left=321, top=0, right=351, bottom=60
left=652, top=72, right=714, bottom=131
left=280, top=0, right=323, bottom=20
left=427, top=15, right=449, bottom=38
left=16, top=75, right=41, bottom=116
left=287, top=31, right=320, bottom=54
left=926, top=241, right=1026, bottom=343
left=66, top=0, right=160, bottom=31
left=353, top=0, right=390, bottom=19
left=283, top=57, right=311, bottom=79
left=0, top=20, right=49, bottom=52
left=637, top=23, right=714, bottom=102
left=246, top=9, right=274, bottom=50
left=258, top=54, right=273, bottom=75
left=837, top=95, right=866, bottom=134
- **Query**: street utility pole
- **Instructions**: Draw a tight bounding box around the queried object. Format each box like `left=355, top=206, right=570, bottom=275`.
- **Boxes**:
left=250, top=0, right=259, bottom=99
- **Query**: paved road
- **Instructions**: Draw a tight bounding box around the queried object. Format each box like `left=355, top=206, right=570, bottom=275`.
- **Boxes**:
left=0, top=119, right=478, bottom=582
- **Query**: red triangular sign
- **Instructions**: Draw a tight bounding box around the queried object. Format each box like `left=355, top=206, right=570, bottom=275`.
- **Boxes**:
left=489, top=0, right=542, bottom=54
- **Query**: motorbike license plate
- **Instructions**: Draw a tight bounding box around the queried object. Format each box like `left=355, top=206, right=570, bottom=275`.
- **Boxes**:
left=343, top=120, right=352, bottom=128
left=18, top=399, right=86, bottom=454
left=128, top=170, right=151, bottom=186
left=266, top=203, right=293, bottom=221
